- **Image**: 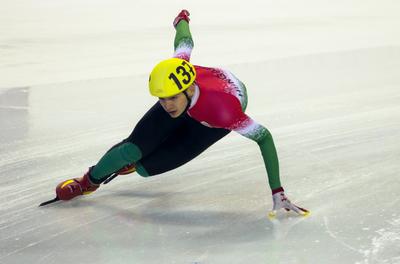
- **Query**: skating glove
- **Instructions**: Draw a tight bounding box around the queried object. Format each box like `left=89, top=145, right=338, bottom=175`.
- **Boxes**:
left=269, top=187, right=309, bottom=218
left=173, top=9, right=190, bottom=28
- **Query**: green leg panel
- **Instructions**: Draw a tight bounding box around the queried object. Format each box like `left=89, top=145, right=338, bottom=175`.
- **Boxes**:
left=91, top=142, right=142, bottom=183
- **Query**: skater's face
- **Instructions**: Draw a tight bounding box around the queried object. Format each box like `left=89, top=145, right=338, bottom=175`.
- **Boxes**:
left=159, top=84, right=195, bottom=118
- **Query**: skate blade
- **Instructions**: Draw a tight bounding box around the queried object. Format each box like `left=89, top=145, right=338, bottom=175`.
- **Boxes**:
left=39, top=197, right=60, bottom=207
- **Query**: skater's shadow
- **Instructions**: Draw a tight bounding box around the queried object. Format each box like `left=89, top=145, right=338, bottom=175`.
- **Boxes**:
left=47, top=189, right=308, bottom=244
left=85, top=190, right=280, bottom=244
left=47, top=188, right=311, bottom=250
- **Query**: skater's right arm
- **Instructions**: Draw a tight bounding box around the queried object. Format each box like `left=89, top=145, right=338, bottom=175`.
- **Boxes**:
left=173, top=10, right=194, bottom=62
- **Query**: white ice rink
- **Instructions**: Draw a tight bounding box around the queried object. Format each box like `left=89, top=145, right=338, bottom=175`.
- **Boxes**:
left=1, top=1, right=400, bottom=263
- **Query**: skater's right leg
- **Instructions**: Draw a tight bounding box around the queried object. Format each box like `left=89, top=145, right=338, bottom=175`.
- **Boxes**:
left=55, top=102, right=186, bottom=201
left=56, top=167, right=100, bottom=201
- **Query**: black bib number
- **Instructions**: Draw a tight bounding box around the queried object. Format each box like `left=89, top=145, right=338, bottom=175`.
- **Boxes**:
left=168, top=61, right=195, bottom=90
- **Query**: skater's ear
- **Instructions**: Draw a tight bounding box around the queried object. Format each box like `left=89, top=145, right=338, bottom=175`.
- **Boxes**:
left=187, top=83, right=196, bottom=97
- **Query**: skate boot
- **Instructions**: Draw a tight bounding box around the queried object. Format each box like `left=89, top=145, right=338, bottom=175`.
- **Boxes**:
left=56, top=169, right=99, bottom=201
left=117, top=163, right=136, bottom=175
left=103, top=163, right=136, bottom=184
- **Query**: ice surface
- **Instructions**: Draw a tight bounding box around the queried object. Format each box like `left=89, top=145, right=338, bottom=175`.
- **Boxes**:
left=1, top=1, right=400, bottom=263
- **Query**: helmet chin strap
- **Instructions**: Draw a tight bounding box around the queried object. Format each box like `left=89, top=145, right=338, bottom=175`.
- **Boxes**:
left=183, top=90, right=192, bottom=112
left=175, top=89, right=192, bottom=118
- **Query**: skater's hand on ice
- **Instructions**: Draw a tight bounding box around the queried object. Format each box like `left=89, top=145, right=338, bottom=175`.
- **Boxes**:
left=173, top=9, right=190, bottom=28
left=269, top=187, right=309, bottom=218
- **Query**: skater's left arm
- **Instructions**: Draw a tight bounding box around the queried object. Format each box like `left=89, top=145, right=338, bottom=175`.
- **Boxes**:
left=172, top=10, right=194, bottom=61
left=227, top=112, right=309, bottom=216
left=230, top=114, right=282, bottom=191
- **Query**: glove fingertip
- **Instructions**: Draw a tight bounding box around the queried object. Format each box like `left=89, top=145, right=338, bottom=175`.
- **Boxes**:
left=268, top=210, right=277, bottom=219
left=300, top=209, right=311, bottom=216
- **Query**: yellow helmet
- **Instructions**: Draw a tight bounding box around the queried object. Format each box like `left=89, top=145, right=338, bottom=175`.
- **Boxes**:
left=149, top=58, right=196, bottom=98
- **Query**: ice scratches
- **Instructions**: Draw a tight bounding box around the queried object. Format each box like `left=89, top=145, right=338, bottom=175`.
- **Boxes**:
left=0, top=207, right=37, bottom=230
left=323, top=216, right=361, bottom=253
left=180, top=247, right=209, bottom=264
left=0, top=105, right=28, bottom=110
left=360, top=218, right=400, bottom=264
left=0, top=212, right=112, bottom=261
left=36, top=251, right=54, bottom=264
left=324, top=216, right=400, bottom=264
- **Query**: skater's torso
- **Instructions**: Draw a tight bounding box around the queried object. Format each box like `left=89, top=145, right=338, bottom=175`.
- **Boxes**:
left=187, top=66, right=248, bottom=130
left=173, top=19, right=265, bottom=139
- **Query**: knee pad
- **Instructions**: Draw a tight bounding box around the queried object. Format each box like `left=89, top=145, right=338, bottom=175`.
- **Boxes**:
left=118, top=142, right=142, bottom=163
